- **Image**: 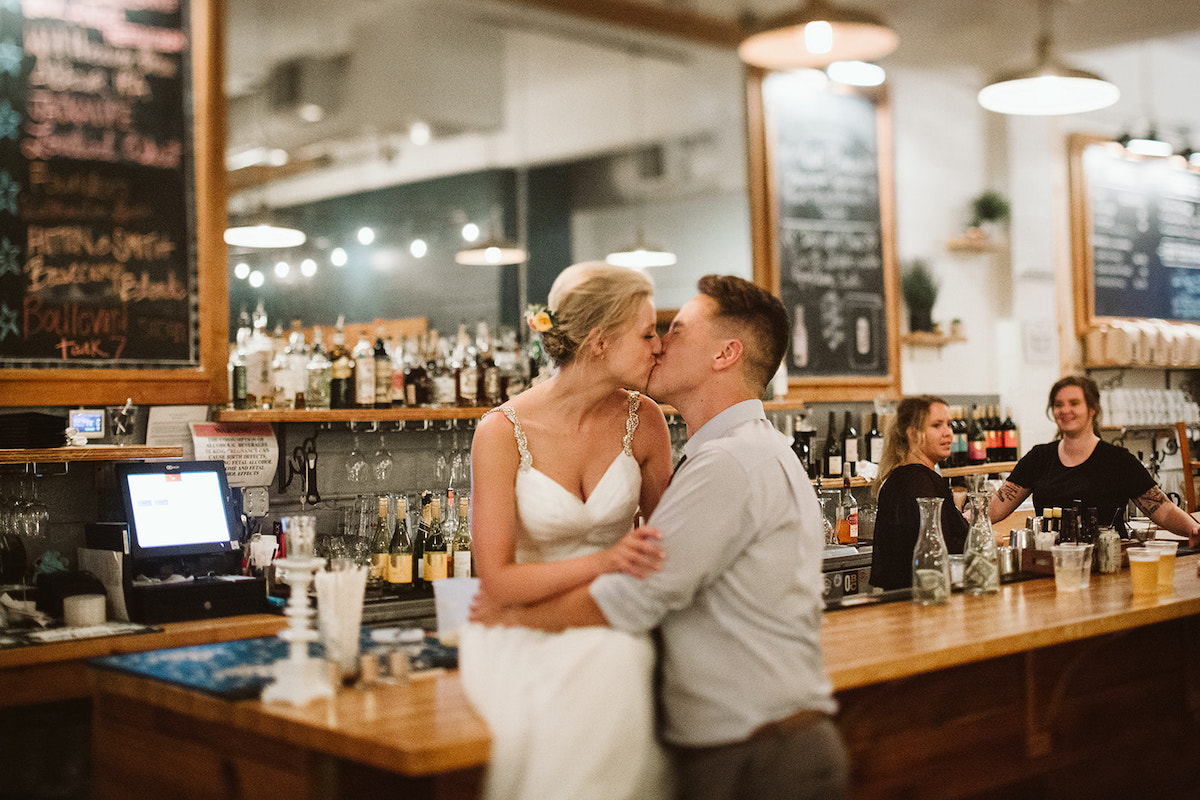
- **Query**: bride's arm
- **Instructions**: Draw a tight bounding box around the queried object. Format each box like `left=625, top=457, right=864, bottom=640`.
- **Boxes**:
left=469, top=413, right=660, bottom=608
left=633, top=397, right=673, bottom=520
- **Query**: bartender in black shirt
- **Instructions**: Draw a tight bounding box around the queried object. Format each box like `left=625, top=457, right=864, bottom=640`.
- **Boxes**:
left=989, top=375, right=1200, bottom=544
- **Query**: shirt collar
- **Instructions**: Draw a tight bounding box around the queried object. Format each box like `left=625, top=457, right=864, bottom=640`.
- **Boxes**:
left=682, top=399, right=766, bottom=460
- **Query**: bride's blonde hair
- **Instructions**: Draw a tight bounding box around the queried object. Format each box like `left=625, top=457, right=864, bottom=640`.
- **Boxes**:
left=541, top=262, right=653, bottom=367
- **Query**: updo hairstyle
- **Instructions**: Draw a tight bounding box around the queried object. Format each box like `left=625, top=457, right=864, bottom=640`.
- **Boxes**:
left=540, top=262, right=653, bottom=367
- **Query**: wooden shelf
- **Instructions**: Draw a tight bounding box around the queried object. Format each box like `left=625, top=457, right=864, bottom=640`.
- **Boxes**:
left=0, top=446, right=183, bottom=464
left=900, top=331, right=966, bottom=349
left=946, top=231, right=1004, bottom=253
left=941, top=461, right=1017, bottom=477
left=813, top=476, right=871, bottom=489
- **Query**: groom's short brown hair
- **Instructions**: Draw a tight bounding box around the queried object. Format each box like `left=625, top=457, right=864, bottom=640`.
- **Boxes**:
left=697, top=275, right=788, bottom=392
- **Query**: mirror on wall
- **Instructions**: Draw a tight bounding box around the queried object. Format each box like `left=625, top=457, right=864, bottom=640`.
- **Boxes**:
left=224, top=0, right=754, bottom=337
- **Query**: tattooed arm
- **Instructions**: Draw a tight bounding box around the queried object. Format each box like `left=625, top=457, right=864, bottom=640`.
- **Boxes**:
left=1134, top=486, right=1200, bottom=546
left=989, top=480, right=1031, bottom=524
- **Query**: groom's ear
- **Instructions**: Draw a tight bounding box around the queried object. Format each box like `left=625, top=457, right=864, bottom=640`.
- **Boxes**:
left=711, top=338, right=743, bottom=372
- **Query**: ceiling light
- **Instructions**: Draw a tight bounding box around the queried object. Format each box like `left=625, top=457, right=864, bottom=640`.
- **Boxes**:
left=1122, top=130, right=1173, bottom=158
left=298, top=103, right=324, bottom=123
left=357, top=226, right=375, bottom=245
left=223, top=223, right=306, bottom=249
left=456, top=237, right=527, bottom=266
left=739, top=0, right=898, bottom=70
left=248, top=270, right=265, bottom=288
left=330, top=247, right=348, bottom=267
left=977, top=1, right=1118, bottom=115
left=606, top=230, right=677, bottom=269
left=461, top=222, right=480, bottom=243
left=409, top=121, right=431, bottom=146
left=274, top=260, right=289, bottom=278
left=410, top=239, right=428, bottom=258
left=826, top=60, right=885, bottom=87
left=300, top=258, right=318, bottom=277
left=233, top=262, right=250, bottom=280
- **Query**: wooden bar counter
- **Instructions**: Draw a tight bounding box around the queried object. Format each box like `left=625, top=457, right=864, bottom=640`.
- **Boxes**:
left=88, top=559, right=1200, bottom=799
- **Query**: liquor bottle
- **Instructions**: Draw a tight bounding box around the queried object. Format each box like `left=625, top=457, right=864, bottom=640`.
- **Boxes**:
left=791, top=414, right=814, bottom=478
left=962, top=492, right=1000, bottom=595
left=951, top=407, right=968, bottom=468
left=286, top=320, right=310, bottom=408
left=271, top=325, right=292, bottom=408
left=389, top=336, right=407, bottom=407
left=328, top=315, right=355, bottom=409
left=1001, top=406, right=1019, bottom=461
left=835, top=470, right=858, bottom=544
left=369, top=495, right=392, bottom=587
left=866, top=412, right=884, bottom=465
left=454, top=323, right=479, bottom=407
left=405, top=335, right=433, bottom=407
left=911, top=496, right=951, bottom=606
left=431, top=335, right=456, bottom=407
left=841, top=411, right=859, bottom=473
left=386, top=497, right=413, bottom=589
left=305, top=326, right=332, bottom=410
left=1056, top=507, right=1077, bottom=545
left=476, top=321, right=502, bottom=406
left=423, top=497, right=449, bottom=582
left=244, top=300, right=274, bottom=407
left=229, top=307, right=251, bottom=409
left=412, top=492, right=429, bottom=587
left=373, top=326, right=392, bottom=409
left=353, top=329, right=376, bottom=409
left=822, top=411, right=843, bottom=479
left=966, top=405, right=987, bottom=466
left=452, top=493, right=472, bottom=578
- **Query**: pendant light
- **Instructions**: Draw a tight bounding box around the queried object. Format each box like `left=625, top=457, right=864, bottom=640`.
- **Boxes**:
left=977, top=0, right=1118, bottom=116
left=1116, top=45, right=1172, bottom=158
left=454, top=203, right=527, bottom=266
left=738, top=0, right=898, bottom=71
left=607, top=50, right=676, bottom=269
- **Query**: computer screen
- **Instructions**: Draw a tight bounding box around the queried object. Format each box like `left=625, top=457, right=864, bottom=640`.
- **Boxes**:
left=115, top=461, right=240, bottom=561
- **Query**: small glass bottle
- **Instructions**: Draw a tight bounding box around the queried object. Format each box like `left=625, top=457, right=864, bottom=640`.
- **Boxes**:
left=451, top=494, right=473, bottom=578
left=912, top=496, right=951, bottom=605
left=369, top=495, right=391, bottom=588
left=962, top=492, right=1000, bottom=595
left=305, top=326, right=332, bottom=410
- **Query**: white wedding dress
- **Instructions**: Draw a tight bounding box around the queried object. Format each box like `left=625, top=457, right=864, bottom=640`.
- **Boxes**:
left=459, top=392, right=670, bottom=800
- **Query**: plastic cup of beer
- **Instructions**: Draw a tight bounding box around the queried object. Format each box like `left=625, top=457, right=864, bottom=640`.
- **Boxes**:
left=1050, top=545, right=1086, bottom=592
left=1127, top=547, right=1161, bottom=596
left=1144, top=540, right=1179, bottom=594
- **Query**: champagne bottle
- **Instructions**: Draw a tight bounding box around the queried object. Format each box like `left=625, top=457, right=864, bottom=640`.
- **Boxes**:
left=452, top=494, right=472, bottom=578
left=328, top=315, right=355, bottom=409
left=386, top=497, right=413, bottom=588
left=866, top=412, right=884, bottom=465
left=822, top=411, right=843, bottom=479
left=369, top=495, right=391, bottom=587
left=412, top=492, right=429, bottom=587
left=353, top=329, right=376, bottom=409
left=373, top=325, right=392, bottom=409
left=423, top=497, right=449, bottom=582
left=841, top=411, right=859, bottom=473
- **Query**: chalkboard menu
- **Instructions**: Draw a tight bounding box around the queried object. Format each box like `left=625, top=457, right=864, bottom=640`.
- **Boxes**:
left=758, top=73, right=892, bottom=382
left=1074, top=137, right=1200, bottom=325
left=0, top=0, right=198, bottom=369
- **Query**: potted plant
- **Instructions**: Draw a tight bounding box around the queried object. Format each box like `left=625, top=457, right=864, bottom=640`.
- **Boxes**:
left=968, top=190, right=1010, bottom=239
left=901, top=259, right=939, bottom=333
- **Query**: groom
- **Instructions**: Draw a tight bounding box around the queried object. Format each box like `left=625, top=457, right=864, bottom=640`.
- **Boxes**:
left=475, top=274, right=847, bottom=800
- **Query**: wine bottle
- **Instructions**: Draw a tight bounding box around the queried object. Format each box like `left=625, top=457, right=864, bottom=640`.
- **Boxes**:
left=822, top=411, right=843, bottom=479
left=951, top=407, right=968, bottom=468
left=841, top=411, right=859, bottom=473
left=791, top=415, right=813, bottom=477
left=386, top=497, right=413, bottom=589
left=369, top=495, right=391, bottom=587
left=353, top=329, right=376, bottom=409
left=966, top=405, right=986, bottom=466
left=423, top=497, right=449, bottom=582
left=373, top=325, right=392, bottom=409
left=328, top=315, right=355, bottom=410
left=412, top=493, right=429, bottom=587
left=1001, top=406, right=1018, bottom=461
left=452, top=494, right=473, bottom=578
left=866, top=412, right=884, bottom=465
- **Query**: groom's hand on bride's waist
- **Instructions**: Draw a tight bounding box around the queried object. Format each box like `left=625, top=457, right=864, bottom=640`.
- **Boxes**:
left=607, top=526, right=665, bottom=579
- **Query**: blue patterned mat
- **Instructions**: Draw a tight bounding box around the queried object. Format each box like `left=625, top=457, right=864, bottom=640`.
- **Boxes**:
left=90, top=629, right=458, bottom=700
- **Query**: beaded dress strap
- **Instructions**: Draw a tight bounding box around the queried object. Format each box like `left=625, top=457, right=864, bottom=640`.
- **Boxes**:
left=491, top=405, right=532, bottom=471
left=622, top=391, right=641, bottom=456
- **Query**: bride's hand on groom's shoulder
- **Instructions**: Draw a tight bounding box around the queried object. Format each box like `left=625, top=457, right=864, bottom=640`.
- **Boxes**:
left=606, top=526, right=665, bottom=579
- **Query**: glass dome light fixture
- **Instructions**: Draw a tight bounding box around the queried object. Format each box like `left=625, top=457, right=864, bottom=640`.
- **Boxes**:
left=738, top=0, right=898, bottom=70
left=977, top=0, right=1118, bottom=115
left=606, top=229, right=678, bottom=269
left=274, top=260, right=290, bottom=278
left=1120, top=129, right=1173, bottom=158
left=223, top=203, right=306, bottom=249
left=409, top=238, right=428, bottom=258
left=826, top=60, right=885, bottom=87
left=356, top=226, right=375, bottom=245
left=300, top=257, right=318, bottom=277
left=248, top=269, right=265, bottom=288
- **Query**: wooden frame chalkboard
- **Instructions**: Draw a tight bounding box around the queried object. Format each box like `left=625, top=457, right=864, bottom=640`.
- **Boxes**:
left=0, top=0, right=226, bottom=406
left=1070, top=132, right=1200, bottom=338
left=746, top=68, right=900, bottom=402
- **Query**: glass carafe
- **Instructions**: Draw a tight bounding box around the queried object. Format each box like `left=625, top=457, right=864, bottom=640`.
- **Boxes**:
left=912, top=496, right=951, bottom=605
left=962, top=491, right=1000, bottom=595
left=817, top=490, right=838, bottom=547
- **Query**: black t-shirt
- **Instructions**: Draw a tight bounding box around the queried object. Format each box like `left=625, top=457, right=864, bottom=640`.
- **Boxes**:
left=870, top=463, right=969, bottom=591
left=1006, top=440, right=1155, bottom=530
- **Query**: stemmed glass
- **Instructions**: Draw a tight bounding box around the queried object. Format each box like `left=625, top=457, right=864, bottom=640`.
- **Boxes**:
left=373, top=431, right=394, bottom=483
left=435, top=429, right=450, bottom=488
left=346, top=427, right=369, bottom=483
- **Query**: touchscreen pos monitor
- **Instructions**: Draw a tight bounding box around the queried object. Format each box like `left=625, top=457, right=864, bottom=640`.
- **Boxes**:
left=114, top=460, right=240, bottom=564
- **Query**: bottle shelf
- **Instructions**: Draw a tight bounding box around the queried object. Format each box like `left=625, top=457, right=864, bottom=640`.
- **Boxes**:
left=940, top=461, right=1017, bottom=478
left=0, top=446, right=183, bottom=464
left=900, top=331, right=967, bottom=349
left=946, top=230, right=1005, bottom=253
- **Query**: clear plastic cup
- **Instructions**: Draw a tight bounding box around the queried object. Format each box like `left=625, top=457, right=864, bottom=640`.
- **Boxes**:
left=1127, top=547, right=1161, bottom=596
left=1144, top=540, right=1179, bottom=594
left=1050, top=544, right=1086, bottom=592
left=1055, top=543, right=1094, bottom=588
left=432, top=577, right=480, bottom=647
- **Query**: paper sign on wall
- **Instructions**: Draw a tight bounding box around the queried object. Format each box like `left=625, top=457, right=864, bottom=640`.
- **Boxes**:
left=190, top=422, right=277, bottom=488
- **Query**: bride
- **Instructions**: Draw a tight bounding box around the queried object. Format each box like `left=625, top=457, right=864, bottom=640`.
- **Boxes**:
left=459, top=261, right=674, bottom=800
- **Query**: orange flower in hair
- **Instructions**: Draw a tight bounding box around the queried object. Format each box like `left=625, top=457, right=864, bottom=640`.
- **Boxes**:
left=525, top=304, right=555, bottom=333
